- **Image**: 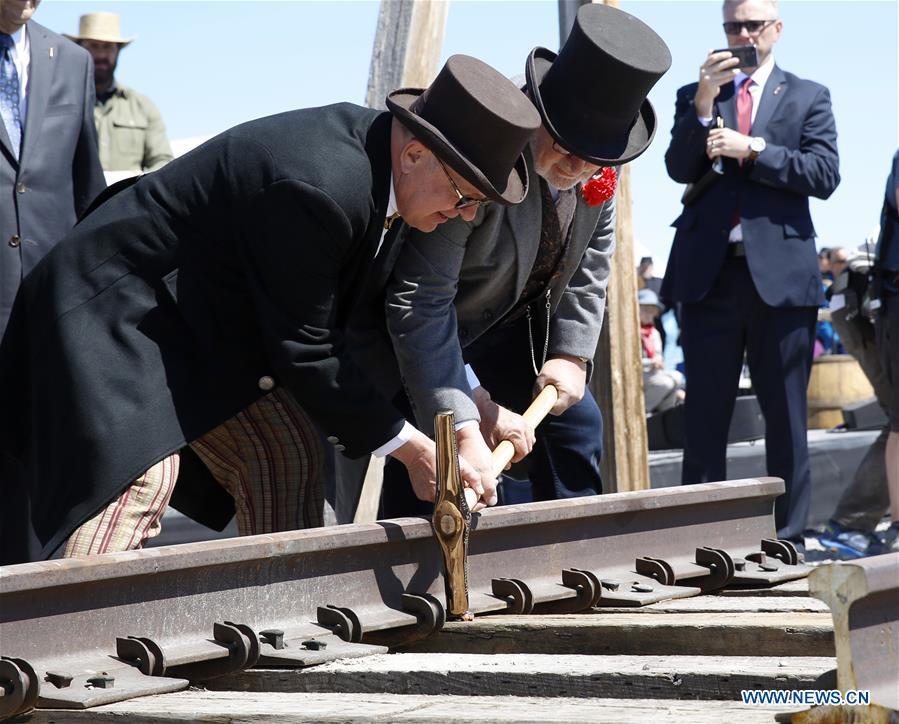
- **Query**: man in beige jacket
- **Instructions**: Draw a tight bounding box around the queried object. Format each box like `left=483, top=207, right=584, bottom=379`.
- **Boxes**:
left=66, top=12, right=172, bottom=175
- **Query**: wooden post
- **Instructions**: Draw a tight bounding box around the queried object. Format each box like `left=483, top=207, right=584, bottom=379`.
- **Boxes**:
left=560, top=0, right=649, bottom=493
left=366, top=0, right=449, bottom=110
left=354, top=0, right=449, bottom=523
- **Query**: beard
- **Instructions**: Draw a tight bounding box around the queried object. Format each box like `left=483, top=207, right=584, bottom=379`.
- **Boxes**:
left=93, top=61, right=117, bottom=89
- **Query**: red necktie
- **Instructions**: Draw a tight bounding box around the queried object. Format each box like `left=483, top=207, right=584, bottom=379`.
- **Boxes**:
left=737, top=77, right=753, bottom=136
left=730, top=78, right=754, bottom=232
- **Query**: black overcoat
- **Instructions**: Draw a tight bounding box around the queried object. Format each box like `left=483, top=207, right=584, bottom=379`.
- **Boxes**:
left=0, top=103, right=406, bottom=563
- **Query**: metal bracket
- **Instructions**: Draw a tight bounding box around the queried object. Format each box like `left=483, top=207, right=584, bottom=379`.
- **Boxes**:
left=0, top=656, right=39, bottom=720
left=317, top=604, right=363, bottom=643
left=116, top=620, right=259, bottom=682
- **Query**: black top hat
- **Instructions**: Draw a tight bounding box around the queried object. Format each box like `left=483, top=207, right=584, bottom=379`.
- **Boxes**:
left=526, top=4, right=671, bottom=165
left=386, top=55, right=540, bottom=205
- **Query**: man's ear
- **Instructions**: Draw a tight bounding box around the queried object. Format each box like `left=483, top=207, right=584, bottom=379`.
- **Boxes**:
left=399, top=140, right=428, bottom=174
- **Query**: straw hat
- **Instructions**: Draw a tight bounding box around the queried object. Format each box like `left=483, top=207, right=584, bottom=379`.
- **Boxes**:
left=64, top=13, right=135, bottom=46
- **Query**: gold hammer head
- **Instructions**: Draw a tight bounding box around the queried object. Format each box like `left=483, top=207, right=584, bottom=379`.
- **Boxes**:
left=433, top=410, right=473, bottom=620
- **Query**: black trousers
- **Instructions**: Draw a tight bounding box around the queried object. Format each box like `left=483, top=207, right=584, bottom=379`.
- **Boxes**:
left=680, top=257, right=817, bottom=541
left=381, top=316, right=603, bottom=518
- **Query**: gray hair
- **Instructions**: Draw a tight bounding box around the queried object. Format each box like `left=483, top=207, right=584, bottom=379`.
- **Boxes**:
left=722, top=0, right=779, bottom=18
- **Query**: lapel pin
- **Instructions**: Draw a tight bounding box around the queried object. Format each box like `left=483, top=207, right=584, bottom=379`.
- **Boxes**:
left=773, top=85, right=783, bottom=95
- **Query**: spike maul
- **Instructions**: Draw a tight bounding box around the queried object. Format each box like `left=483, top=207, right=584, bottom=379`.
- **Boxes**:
left=432, top=410, right=474, bottom=621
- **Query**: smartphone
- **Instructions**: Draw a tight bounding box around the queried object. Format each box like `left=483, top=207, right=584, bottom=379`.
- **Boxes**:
left=714, top=45, right=759, bottom=69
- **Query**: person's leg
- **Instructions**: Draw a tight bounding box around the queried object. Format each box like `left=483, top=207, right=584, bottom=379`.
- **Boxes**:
left=827, top=309, right=892, bottom=533
left=877, top=294, right=899, bottom=549
left=62, top=454, right=180, bottom=556
left=469, top=319, right=603, bottom=501
left=644, top=370, right=676, bottom=413
left=190, top=388, right=325, bottom=535
left=745, top=299, right=817, bottom=542
left=680, top=260, right=748, bottom=485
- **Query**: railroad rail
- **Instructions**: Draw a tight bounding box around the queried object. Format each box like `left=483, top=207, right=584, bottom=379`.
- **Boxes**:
left=0, top=478, right=808, bottom=718
left=809, top=552, right=899, bottom=711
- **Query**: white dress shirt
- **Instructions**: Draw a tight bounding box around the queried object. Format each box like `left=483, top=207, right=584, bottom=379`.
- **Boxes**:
left=698, top=54, right=776, bottom=241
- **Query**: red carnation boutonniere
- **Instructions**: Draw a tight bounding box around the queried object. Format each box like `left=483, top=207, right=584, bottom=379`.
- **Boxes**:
left=581, top=167, right=617, bottom=207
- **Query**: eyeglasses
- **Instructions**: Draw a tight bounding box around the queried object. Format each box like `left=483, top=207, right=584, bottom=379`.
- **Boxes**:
left=722, top=19, right=776, bottom=35
left=435, top=156, right=489, bottom=210
left=552, top=140, right=572, bottom=157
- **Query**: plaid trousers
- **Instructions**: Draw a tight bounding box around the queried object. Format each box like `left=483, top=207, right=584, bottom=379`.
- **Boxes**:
left=64, top=388, right=323, bottom=557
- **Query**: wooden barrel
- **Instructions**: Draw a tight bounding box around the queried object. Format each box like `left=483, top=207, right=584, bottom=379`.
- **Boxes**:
left=807, top=354, right=874, bottom=429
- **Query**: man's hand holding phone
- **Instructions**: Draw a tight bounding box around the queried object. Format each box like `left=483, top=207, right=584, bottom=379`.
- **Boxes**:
left=695, top=50, right=740, bottom=117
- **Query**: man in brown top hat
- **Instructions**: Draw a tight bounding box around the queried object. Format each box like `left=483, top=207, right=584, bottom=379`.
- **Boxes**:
left=377, top=4, right=671, bottom=515
left=66, top=12, right=173, bottom=174
left=0, top=54, right=541, bottom=563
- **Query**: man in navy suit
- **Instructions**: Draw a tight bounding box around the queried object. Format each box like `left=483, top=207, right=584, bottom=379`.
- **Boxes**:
left=0, top=0, right=105, bottom=339
left=661, top=0, right=840, bottom=544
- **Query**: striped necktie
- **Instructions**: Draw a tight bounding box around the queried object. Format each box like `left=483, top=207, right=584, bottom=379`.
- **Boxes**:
left=0, top=33, right=22, bottom=159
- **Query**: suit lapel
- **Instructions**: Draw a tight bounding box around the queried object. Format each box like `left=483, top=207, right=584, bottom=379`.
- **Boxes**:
left=751, top=65, right=787, bottom=138
left=0, top=113, right=12, bottom=163
left=18, top=22, right=52, bottom=171
left=715, top=81, right=737, bottom=130
left=509, top=149, right=542, bottom=297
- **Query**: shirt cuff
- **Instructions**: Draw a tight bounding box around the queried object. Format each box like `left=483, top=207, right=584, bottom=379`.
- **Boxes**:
left=454, top=419, right=479, bottom=432
left=465, top=364, right=480, bottom=389
left=697, top=114, right=713, bottom=127
left=372, top=420, right=416, bottom=458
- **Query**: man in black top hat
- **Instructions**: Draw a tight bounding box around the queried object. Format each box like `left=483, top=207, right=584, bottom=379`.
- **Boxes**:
left=0, top=55, right=541, bottom=564
left=376, top=4, right=671, bottom=515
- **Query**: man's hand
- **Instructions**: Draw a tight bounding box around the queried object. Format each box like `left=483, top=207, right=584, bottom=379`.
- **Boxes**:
left=694, top=50, right=740, bottom=118
left=456, top=424, right=499, bottom=508
left=390, top=427, right=482, bottom=505
left=536, top=355, right=587, bottom=415
left=473, top=386, right=535, bottom=464
left=705, top=127, right=752, bottom=161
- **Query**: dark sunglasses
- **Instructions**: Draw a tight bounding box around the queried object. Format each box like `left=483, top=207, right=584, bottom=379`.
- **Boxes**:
left=435, top=156, right=489, bottom=209
left=723, top=19, right=775, bottom=34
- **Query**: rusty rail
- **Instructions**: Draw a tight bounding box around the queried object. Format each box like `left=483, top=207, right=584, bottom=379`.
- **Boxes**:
left=0, top=478, right=807, bottom=717
left=808, top=552, right=899, bottom=710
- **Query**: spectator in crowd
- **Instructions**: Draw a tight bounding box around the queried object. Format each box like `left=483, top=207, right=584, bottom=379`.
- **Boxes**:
left=813, top=245, right=891, bottom=557
left=0, top=55, right=540, bottom=564
left=639, top=288, right=684, bottom=414
left=376, top=4, right=670, bottom=515
left=0, top=0, right=105, bottom=339
left=818, top=247, right=832, bottom=279
left=637, top=255, right=667, bottom=348
left=875, top=148, right=899, bottom=552
left=661, top=0, right=840, bottom=547
left=816, top=245, right=847, bottom=354
left=66, top=12, right=173, bottom=175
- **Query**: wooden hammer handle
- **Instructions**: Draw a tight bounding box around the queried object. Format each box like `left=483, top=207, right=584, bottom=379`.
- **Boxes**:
left=489, top=385, right=558, bottom=478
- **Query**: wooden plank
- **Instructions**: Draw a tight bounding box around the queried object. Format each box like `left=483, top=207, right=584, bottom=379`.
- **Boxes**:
left=402, top=612, right=834, bottom=657
left=204, top=654, right=835, bottom=701
left=598, top=596, right=829, bottom=614
left=27, top=691, right=794, bottom=723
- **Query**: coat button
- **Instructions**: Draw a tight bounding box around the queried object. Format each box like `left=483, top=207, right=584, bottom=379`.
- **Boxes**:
left=334, top=444, right=346, bottom=452
left=8, top=235, right=20, bottom=247
left=257, top=375, right=275, bottom=391
left=15, top=182, right=25, bottom=194
left=326, top=436, right=339, bottom=444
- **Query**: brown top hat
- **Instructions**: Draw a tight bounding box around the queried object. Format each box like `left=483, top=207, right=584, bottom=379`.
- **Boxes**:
left=386, top=55, right=540, bottom=205
left=526, top=4, right=671, bottom=165
left=64, top=12, right=135, bottom=46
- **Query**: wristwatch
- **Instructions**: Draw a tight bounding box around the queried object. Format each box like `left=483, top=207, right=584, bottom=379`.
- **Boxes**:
left=748, top=136, right=766, bottom=161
